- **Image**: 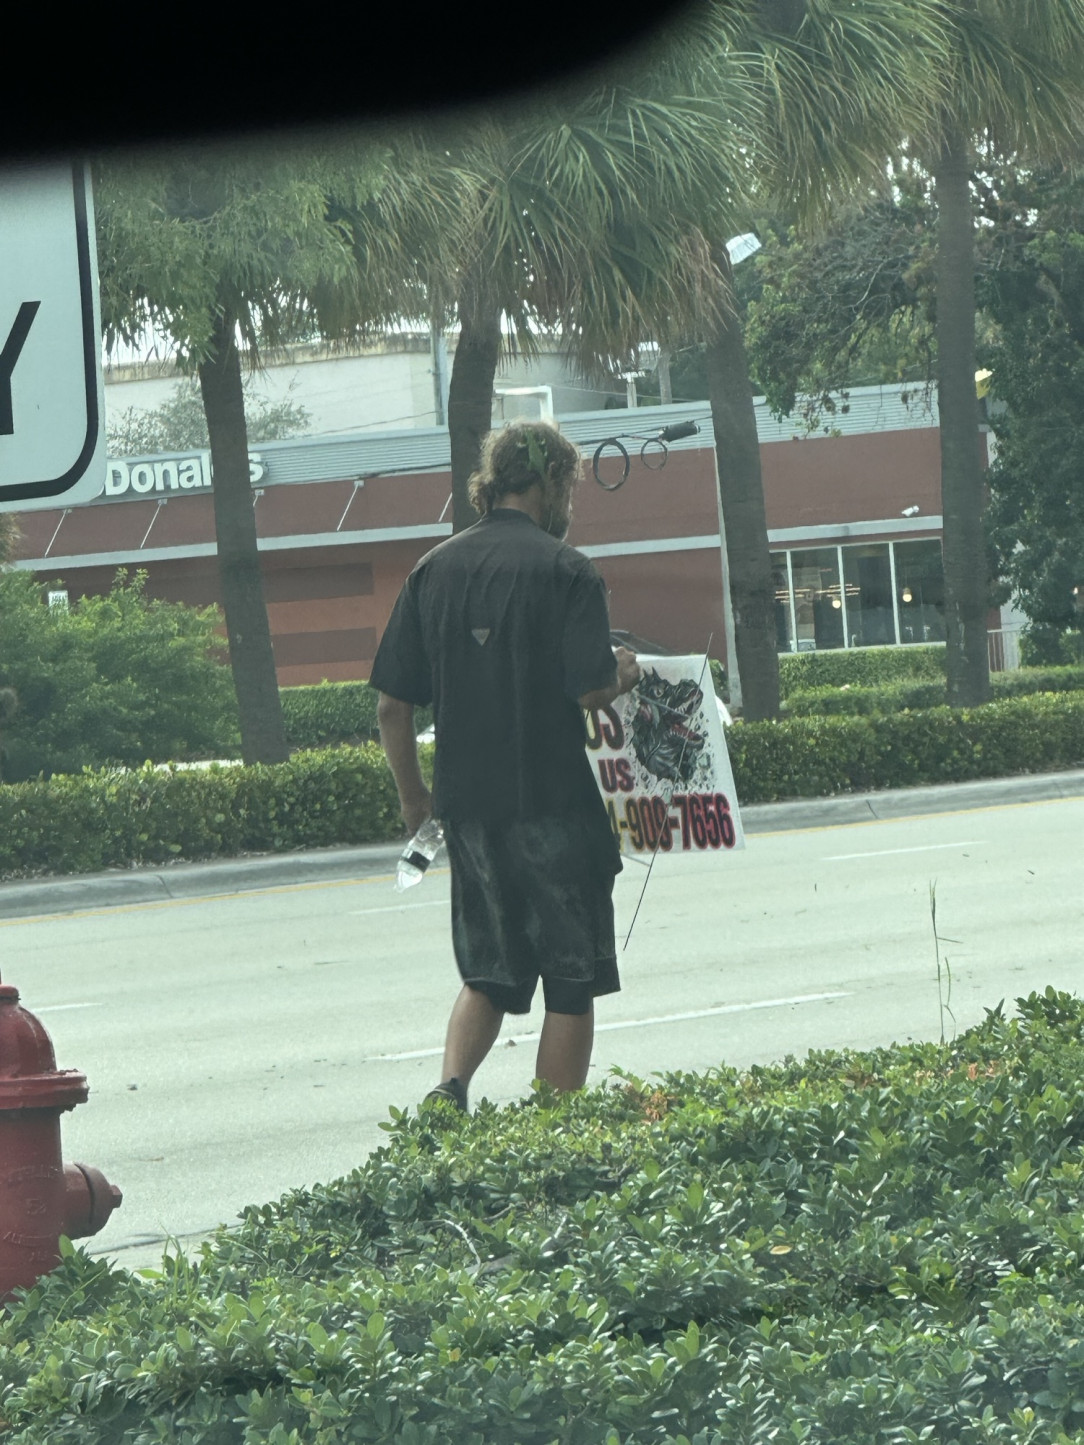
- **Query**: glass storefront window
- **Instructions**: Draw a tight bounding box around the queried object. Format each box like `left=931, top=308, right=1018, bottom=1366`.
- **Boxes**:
left=895, top=539, right=946, bottom=644
left=842, top=543, right=894, bottom=648
left=771, top=538, right=946, bottom=652
left=770, top=551, right=795, bottom=652
left=791, top=547, right=844, bottom=650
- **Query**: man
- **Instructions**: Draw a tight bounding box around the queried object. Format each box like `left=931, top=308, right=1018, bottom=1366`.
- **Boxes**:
left=371, top=419, right=640, bottom=1111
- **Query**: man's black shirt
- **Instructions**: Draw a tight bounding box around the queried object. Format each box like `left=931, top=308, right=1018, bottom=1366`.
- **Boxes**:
left=370, top=509, right=617, bottom=824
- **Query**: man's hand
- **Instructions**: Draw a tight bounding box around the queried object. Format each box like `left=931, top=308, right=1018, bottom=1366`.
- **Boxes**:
left=400, top=787, right=434, bottom=839
left=579, top=647, right=641, bottom=711
left=613, top=646, right=641, bottom=697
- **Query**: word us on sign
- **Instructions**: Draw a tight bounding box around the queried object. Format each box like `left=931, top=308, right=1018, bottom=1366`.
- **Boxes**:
left=585, top=655, right=744, bottom=859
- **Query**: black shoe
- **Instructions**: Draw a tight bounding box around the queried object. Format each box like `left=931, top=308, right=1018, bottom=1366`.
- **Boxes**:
left=422, top=1077, right=468, bottom=1113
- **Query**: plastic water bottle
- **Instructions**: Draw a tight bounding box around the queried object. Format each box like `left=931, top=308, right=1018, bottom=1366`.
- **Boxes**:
left=395, top=818, right=444, bottom=891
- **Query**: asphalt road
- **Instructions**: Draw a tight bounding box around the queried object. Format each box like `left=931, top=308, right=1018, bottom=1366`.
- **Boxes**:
left=1, top=770, right=1082, bottom=1273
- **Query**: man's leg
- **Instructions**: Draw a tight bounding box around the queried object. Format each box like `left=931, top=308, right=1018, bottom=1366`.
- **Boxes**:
left=535, top=1004, right=594, bottom=1091
left=439, top=983, right=504, bottom=1088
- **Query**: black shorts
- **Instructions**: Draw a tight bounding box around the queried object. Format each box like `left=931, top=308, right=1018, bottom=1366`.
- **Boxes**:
left=444, top=812, right=621, bottom=1016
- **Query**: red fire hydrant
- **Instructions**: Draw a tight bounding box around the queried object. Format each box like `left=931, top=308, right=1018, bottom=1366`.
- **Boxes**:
left=0, top=977, right=122, bottom=1300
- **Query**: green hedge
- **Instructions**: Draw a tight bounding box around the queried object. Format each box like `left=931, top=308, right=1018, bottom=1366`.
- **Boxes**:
left=782, top=666, right=1084, bottom=718
left=778, top=643, right=945, bottom=697
left=281, top=681, right=433, bottom=750
left=0, top=745, right=413, bottom=880
left=0, top=692, right=1081, bottom=880
left=5, top=988, right=1084, bottom=1442
left=728, top=692, right=1084, bottom=803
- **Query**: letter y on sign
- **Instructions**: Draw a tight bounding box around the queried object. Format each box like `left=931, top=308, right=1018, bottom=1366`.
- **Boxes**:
left=0, top=165, right=104, bottom=509
left=0, top=301, right=40, bottom=434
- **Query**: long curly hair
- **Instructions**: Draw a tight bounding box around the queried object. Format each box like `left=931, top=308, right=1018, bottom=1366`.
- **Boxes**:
left=467, top=421, right=582, bottom=516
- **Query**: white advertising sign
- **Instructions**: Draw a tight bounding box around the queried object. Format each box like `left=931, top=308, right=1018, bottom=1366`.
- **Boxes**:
left=586, top=655, right=745, bottom=859
left=0, top=164, right=105, bottom=510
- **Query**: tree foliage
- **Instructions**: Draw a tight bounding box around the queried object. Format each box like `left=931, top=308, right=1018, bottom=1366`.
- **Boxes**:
left=743, top=181, right=938, bottom=426
left=984, top=166, right=1084, bottom=660
left=106, top=377, right=311, bottom=457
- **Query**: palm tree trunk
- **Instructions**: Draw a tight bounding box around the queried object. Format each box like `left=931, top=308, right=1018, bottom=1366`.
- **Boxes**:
left=703, top=252, right=780, bottom=720
left=447, top=276, right=501, bottom=534
left=934, top=130, right=991, bottom=707
left=198, top=303, right=289, bottom=764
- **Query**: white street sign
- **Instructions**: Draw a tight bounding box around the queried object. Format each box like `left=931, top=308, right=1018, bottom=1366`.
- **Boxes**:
left=0, top=164, right=104, bottom=510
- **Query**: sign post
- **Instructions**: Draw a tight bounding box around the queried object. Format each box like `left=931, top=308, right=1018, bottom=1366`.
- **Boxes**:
left=0, top=164, right=104, bottom=511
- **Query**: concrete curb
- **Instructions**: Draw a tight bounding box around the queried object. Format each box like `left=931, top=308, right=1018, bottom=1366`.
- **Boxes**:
left=2, top=770, right=1083, bottom=919
left=739, top=767, right=1084, bottom=834
left=0, top=842, right=405, bottom=919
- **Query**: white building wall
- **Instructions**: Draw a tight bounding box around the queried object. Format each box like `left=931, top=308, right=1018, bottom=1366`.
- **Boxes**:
left=104, top=345, right=439, bottom=443
left=103, top=336, right=617, bottom=447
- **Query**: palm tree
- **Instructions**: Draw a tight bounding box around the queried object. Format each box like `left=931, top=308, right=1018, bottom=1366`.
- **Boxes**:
left=905, top=0, right=1084, bottom=704
left=360, top=3, right=953, bottom=722
left=96, top=140, right=396, bottom=764
left=439, top=88, right=754, bottom=524
left=680, top=0, right=952, bottom=718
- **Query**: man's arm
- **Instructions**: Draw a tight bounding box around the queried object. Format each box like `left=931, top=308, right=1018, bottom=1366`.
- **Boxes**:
left=377, top=693, right=433, bottom=836
left=578, top=645, right=641, bottom=711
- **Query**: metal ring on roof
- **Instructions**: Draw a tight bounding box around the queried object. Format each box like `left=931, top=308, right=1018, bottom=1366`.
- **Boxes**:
left=592, top=438, right=631, bottom=490
left=640, top=437, right=668, bottom=471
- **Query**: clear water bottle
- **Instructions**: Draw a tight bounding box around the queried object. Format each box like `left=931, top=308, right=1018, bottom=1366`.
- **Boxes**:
left=395, top=817, right=444, bottom=891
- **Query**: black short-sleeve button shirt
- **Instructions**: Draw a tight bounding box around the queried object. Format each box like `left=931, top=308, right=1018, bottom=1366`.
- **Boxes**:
left=370, top=509, right=617, bottom=823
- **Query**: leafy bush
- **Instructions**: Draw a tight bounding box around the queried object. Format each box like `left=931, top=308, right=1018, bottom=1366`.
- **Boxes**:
left=782, top=666, right=1084, bottom=718
left=0, top=570, right=239, bottom=781
left=778, top=644, right=945, bottom=697
left=5, top=989, right=1084, bottom=1442
left=1020, top=625, right=1084, bottom=667
left=728, top=692, right=1084, bottom=803
left=281, top=681, right=432, bottom=750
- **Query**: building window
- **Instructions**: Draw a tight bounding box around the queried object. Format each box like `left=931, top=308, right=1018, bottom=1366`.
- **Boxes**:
left=771, top=551, right=795, bottom=653
left=895, top=538, right=946, bottom=644
left=772, top=538, right=945, bottom=651
left=791, top=547, right=845, bottom=651
left=842, top=543, right=894, bottom=648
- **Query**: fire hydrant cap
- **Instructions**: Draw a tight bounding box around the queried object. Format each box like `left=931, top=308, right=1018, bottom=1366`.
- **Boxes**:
left=0, top=985, right=88, bottom=1110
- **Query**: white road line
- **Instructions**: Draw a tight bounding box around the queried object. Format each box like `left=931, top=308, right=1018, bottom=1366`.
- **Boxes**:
left=827, top=841, right=984, bottom=861
left=33, top=1002, right=103, bottom=1013
left=348, top=899, right=448, bottom=917
left=367, top=991, right=851, bottom=1063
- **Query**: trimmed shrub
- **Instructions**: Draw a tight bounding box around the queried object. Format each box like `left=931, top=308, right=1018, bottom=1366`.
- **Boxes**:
left=783, top=679, right=948, bottom=716
left=782, top=665, right=1084, bottom=718
left=281, top=681, right=433, bottom=750
left=6, top=990, right=1084, bottom=1442
left=728, top=692, right=1084, bottom=803
left=990, top=664, right=1084, bottom=699
left=0, top=744, right=419, bottom=880
left=778, top=643, right=945, bottom=697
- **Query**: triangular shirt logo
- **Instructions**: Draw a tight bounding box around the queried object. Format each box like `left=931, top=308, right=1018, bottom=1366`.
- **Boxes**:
left=471, top=628, right=491, bottom=645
